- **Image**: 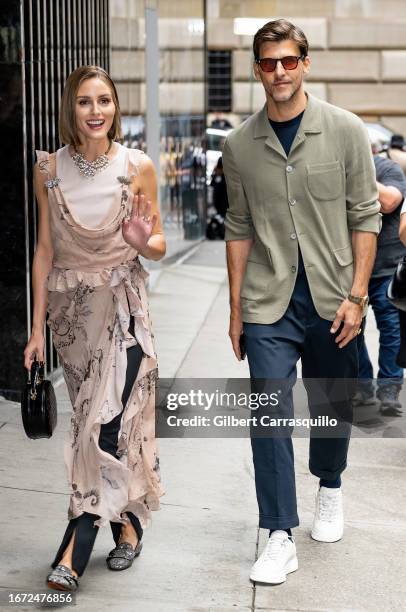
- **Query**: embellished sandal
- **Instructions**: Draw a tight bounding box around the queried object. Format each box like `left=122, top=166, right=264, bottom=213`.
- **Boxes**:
left=108, top=511, right=143, bottom=571
left=47, top=513, right=100, bottom=590
left=46, top=564, right=79, bottom=591
left=106, top=540, right=143, bottom=571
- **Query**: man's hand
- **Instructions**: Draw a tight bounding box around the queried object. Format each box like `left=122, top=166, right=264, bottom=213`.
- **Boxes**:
left=330, top=299, right=363, bottom=348
left=229, top=308, right=243, bottom=360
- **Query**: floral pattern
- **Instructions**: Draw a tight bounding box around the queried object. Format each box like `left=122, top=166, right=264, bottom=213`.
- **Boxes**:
left=47, top=283, right=95, bottom=350
left=36, top=146, right=163, bottom=529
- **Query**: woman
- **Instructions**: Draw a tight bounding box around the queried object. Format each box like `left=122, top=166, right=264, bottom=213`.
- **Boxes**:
left=23, top=65, right=165, bottom=591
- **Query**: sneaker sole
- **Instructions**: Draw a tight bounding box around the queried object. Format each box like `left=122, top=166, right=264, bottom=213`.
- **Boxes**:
left=379, top=406, right=402, bottom=417
left=352, top=399, right=377, bottom=407
left=311, top=530, right=343, bottom=543
left=249, top=556, right=298, bottom=584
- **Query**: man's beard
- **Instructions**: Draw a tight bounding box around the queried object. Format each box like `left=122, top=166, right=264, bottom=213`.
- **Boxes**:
left=269, top=78, right=301, bottom=104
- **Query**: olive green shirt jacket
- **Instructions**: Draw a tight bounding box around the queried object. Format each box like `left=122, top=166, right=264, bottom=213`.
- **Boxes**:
left=223, top=93, right=381, bottom=324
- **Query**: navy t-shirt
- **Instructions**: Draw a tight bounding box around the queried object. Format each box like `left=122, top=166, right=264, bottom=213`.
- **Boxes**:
left=373, top=155, right=406, bottom=278
left=269, top=111, right=305, bottom=273
left=269, top=110, right=305, bottom=156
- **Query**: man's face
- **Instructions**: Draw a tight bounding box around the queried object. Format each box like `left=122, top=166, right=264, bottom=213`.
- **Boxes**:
left=253, top=39, right=310, bottom=104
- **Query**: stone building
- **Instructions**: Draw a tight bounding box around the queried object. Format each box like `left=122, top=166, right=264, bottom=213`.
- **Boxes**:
left=110, top=0, right=406, bottom=134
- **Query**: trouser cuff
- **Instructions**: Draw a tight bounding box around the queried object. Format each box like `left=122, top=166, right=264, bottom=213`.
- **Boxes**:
left=258, top=513, right=299, bottom=530
left=309, top=461, right=347, bottom=481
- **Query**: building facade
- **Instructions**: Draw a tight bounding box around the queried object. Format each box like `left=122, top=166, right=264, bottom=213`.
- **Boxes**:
left=110, top=0, right=406, bottom=134
left=3, top=0, right=406, bottom=394
left=0, top=0, right=110, bottom=396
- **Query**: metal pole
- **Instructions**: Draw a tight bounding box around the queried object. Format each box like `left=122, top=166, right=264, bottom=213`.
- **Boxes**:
left=145, top=3, right=160, bottom=180
left=203, top=0, right=208, bottom=229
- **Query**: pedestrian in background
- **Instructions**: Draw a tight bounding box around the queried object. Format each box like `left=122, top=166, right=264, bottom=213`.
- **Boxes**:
left=399, top=194, right=406, bottom=245
left=206, top=156, right=229, bottom=240
left=387, top=134, right=406, bottom=174
left=223, top=18, right=380, bottom=585
left=23, top=65, right=165, bottom=591
left=355, top=151, right=406, bottom=415
left=395, top=196, right=406, bottom=369
left=211, top=156, right=229, bottom=218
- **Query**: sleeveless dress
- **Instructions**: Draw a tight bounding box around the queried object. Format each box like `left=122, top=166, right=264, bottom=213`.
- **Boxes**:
left=36, top=143, right=163, bottom=529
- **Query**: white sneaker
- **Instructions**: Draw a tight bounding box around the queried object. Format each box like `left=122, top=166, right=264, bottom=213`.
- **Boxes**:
left=311, top=486, right=344, bottom=542
left=249, top=530, right=298, bottom=584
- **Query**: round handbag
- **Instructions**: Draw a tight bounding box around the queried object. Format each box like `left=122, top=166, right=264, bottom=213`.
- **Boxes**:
left=387, top=255, right=406, bottom=312
left=21, top=360, right=57, bottom=439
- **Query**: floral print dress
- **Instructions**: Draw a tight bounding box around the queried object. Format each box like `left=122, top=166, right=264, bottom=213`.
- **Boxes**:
left=36, top=144, right=163, bottom=529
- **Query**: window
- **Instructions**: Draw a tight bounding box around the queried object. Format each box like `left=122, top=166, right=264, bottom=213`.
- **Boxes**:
left=208, top=50, right=232, bottom=112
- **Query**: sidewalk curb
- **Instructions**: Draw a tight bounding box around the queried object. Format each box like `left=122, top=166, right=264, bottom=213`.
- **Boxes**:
left=161, top=237, right=205, bottom=267
left=147, top=238, right=206, bottom=292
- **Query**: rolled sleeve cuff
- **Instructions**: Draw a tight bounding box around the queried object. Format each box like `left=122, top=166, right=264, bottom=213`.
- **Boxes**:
left=224, top=212, right=255, bottom=241
left=347, top=210, right=382, bottom=234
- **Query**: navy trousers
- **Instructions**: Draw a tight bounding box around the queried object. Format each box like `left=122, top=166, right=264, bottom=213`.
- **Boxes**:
left=357, top=275, right=403, bottom=391
left=244, top=269, right=358, bottom=530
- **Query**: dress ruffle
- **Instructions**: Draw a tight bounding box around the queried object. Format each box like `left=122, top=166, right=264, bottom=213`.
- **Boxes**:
left=48, top=257, right=148, bottom=291
left=48, top=258, right=155, bottom=361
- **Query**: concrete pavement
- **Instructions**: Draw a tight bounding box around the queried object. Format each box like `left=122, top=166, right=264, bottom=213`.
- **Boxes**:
left=0, top=240, right=405, bottom=611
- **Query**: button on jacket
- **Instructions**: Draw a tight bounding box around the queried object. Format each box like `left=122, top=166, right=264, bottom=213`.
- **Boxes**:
left=223, top=93, right=381, bottom=324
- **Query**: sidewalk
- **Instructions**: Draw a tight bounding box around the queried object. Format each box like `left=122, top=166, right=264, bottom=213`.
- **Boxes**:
left=0, top=241, right=405, bottom=611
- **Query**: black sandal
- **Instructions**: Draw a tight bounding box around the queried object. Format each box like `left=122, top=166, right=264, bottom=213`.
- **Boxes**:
left=46, top=564, right=79, bottom=591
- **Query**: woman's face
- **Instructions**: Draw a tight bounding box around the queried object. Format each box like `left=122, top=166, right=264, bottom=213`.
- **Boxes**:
left=75, top=77, right=116, bottom=144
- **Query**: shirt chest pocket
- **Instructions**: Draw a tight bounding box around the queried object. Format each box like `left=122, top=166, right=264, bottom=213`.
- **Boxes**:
left=307, top=160, right=343, bottom=201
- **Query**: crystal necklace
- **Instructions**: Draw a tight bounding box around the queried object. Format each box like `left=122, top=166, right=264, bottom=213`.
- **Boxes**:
left=71, top=140, right=113, bottom=178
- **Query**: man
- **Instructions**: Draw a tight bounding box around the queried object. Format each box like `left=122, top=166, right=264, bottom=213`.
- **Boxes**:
left=355, top=151, right=406, bottom=415
left=223, top=18, right=380, bottom=585
left=387, top=134, right=406, bottom=174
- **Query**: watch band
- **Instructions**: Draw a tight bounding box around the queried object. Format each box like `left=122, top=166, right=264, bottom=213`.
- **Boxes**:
left=347, top=293, right=369, bottom=308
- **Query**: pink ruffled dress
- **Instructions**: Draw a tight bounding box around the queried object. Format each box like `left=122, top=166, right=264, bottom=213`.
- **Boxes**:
left=36, top=143, right=163, bottom=529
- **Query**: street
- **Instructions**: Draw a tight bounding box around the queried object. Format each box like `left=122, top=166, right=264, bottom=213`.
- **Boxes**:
left=0, top=240, right=405, bottom=611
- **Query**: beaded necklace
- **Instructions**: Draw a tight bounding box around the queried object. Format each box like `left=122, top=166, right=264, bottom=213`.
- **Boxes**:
left=71, top=140, right=113, bottom=178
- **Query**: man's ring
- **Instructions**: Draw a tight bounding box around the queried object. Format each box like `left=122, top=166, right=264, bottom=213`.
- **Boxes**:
left=356, top=328, right=361, bottom=335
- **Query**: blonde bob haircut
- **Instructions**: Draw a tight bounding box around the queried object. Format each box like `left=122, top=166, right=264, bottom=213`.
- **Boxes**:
left=59, top=65, right=122, bottom=147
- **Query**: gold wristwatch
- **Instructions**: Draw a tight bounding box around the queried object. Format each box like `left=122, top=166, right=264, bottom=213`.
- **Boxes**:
left=347, top=293, right=369, bottom=308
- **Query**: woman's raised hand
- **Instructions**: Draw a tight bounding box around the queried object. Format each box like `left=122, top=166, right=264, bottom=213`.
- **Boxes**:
left=122, top=193, right=157, bottom=254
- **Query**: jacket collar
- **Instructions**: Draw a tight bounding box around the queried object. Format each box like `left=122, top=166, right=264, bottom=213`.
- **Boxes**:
left=253, top=92, right=322, bottom=158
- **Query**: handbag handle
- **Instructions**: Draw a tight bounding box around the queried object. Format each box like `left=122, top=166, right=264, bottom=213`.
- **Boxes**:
left=29, top=359, right=45, bottom=400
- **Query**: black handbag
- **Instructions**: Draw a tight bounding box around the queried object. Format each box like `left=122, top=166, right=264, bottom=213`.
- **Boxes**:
left=21, top=360, right=57, bottom=439
left=387, top=255, right=406, bottom=367
left=387, top=255, right=406, bottom=311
